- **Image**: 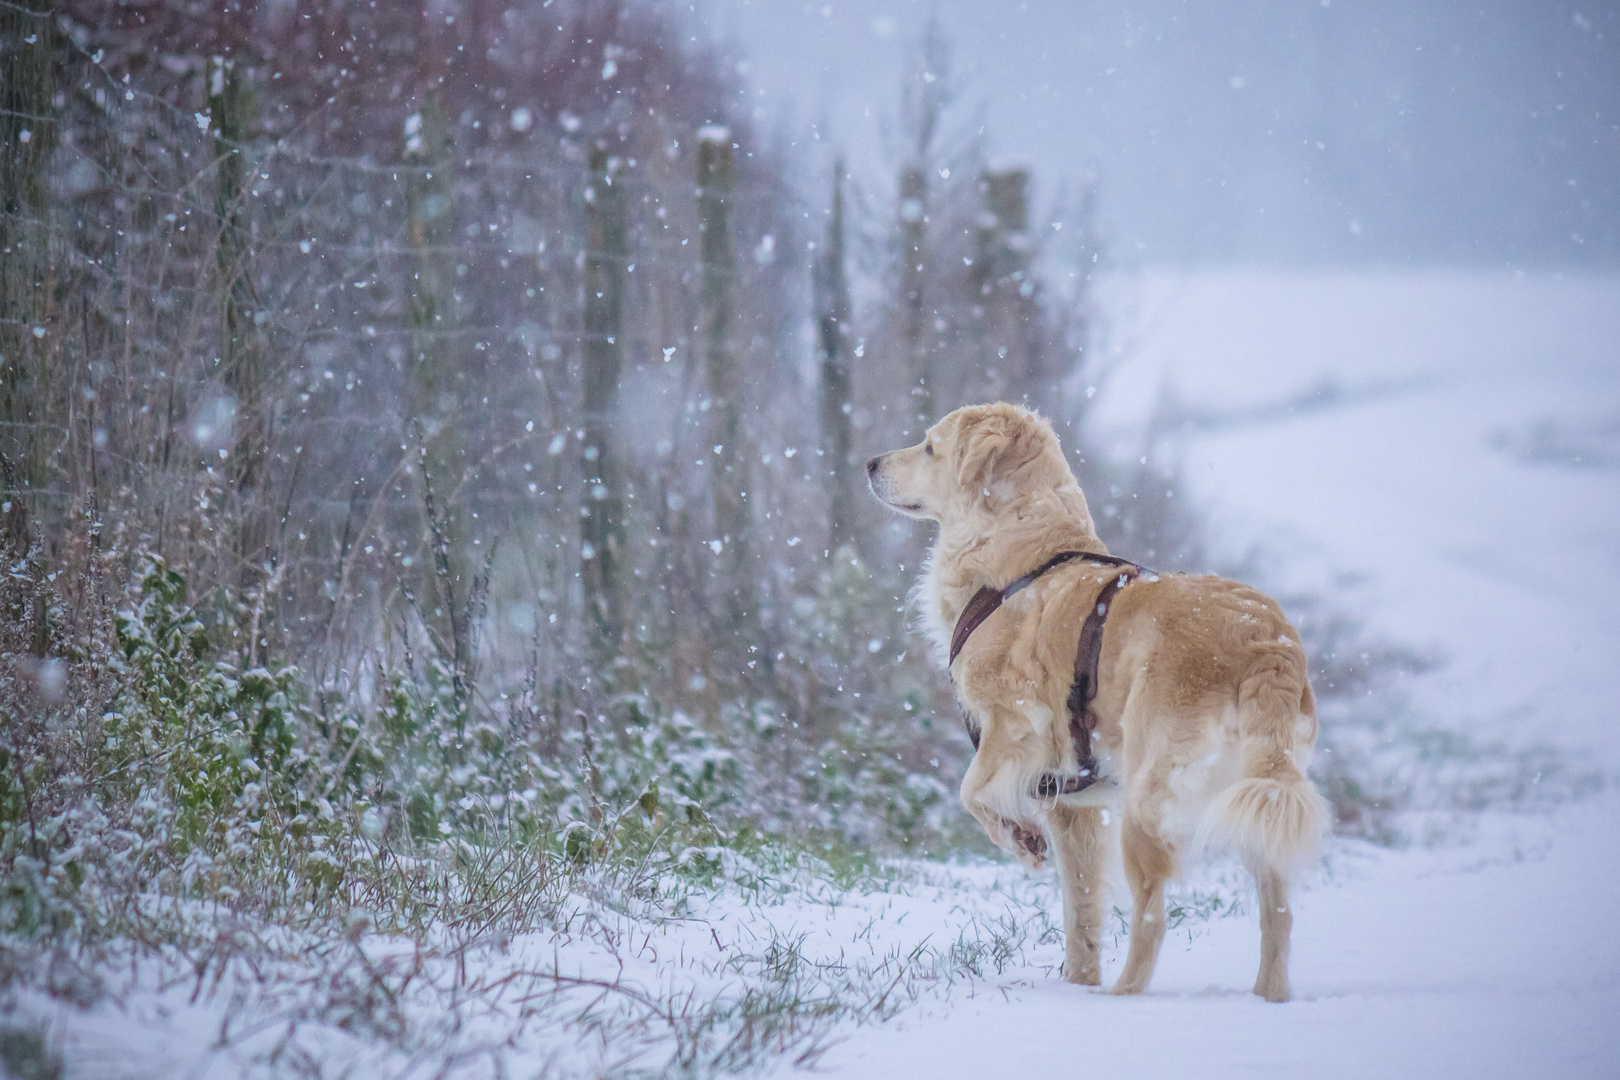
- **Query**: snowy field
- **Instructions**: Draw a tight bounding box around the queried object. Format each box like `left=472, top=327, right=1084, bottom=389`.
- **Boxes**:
left=1088, top=270, right=1620, bottom=768
left=813, top=270, right=1620, bottom=1078
left=18, top=272, right=1620, bottom=1078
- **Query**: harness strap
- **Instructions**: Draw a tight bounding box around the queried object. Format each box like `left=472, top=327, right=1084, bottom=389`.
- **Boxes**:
left=1049, top=567, right=1137, bottom=794
left=948, top=550, right=1139, bottom=665
left=948, top=551, right=1149, bottom=798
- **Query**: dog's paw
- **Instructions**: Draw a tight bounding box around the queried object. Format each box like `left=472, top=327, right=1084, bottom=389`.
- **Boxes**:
left=1253, top=975, right=1291, bottom=1003
left=1062, top=963, right=1101, bottom=987
left=1007, top=819, right=1048, bottom=869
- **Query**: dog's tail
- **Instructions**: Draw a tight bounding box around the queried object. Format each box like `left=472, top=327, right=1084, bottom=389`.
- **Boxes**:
left=1194, top=640, right=1329, bottom=874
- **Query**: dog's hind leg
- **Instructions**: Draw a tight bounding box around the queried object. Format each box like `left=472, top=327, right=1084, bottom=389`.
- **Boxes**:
left=1048, top=804, right=1105, bottom=985
left=1250, top=860, right=1293, bottom=1002
left=1193, top=640, right=1326, bottom=1002
left=1110, top=814, right=1173, bottom=995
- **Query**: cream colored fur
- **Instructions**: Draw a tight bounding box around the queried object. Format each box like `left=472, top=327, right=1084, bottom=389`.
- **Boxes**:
left=868, top=402, right=1329, bottom=1002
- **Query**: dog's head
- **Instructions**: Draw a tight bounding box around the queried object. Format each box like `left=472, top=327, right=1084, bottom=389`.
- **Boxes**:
left=866, top=402, right=1070, bottom=527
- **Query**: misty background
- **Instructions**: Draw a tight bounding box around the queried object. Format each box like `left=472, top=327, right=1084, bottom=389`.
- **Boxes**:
left=709, top=0, right=1620, bottom=267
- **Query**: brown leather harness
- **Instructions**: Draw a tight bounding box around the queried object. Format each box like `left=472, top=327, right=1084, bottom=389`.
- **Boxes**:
left=948, top=550, right=1151, bottom=799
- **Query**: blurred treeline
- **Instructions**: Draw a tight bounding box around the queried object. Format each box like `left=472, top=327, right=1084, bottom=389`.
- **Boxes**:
left=0, top=0, right=1178, bottom=882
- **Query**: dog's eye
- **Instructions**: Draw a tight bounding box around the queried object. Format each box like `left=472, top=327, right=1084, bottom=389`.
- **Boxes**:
left=925, top=443, right=934, bottom=457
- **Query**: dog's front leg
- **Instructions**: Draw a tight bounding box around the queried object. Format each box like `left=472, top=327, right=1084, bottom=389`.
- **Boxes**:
left=959, top=734, right=1046, bottom=869
left=1047, top=803, right=1105, bottom=985
left=958, top=757, right=1021, bottom=858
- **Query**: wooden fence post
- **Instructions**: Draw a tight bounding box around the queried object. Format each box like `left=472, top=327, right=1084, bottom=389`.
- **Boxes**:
left=209, top=54, right=266, bottom=580
left=814, top=159, right=855, bottom=552
left=697, top=125, right=749, bottom=624
left=581, top=143, right=626, bottom=660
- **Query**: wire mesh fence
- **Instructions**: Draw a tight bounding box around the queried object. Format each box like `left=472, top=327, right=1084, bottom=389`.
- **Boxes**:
left=0, top=1, right=989, bottom=830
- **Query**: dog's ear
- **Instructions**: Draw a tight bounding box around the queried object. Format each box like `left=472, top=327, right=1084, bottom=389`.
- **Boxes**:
left=954, top=405, right=1043, bottom=492
left=953, top=409, right=1008, bottom=490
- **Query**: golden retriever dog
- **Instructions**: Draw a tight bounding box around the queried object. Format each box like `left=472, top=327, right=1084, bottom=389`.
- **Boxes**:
left=867, top=402, right=1328, bottom=1002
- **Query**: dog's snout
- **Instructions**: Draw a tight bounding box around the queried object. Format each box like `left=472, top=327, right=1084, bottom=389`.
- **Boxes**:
left=866, top=455, right=881, bottom=476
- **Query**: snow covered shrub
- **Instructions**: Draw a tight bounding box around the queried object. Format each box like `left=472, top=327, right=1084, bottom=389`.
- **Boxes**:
left=744, top=548, right=965, bottom=852
left=0, top=543, right=113, bottom=941
left=3, top=547, right=366, bottom=946
left=106, top=558, right=302, bottom=853
left=620, top=700, right=739, bottom=814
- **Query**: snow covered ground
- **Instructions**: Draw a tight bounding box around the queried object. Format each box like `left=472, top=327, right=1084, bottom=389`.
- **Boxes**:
left=19, top=272, right=1620, bottom=1078
left=814, top=270, right=1620, bottom=1077
left=819, top=802, right=1620, bottom=1079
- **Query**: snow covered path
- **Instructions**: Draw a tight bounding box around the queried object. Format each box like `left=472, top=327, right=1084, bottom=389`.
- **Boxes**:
left=817, top=802, right=1620, bottom=1079
left=813, top=272, right=1620, bottom=1078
